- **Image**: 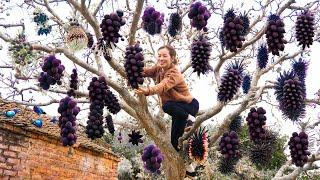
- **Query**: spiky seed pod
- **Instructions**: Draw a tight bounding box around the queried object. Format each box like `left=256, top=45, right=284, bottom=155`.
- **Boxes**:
left=292, top=58, right=308, bottom=82
left=240, top=13, right=250, bottom=36
left=257, top=45, right=269, bottom=69
left=246, top=107, right=267, bottom=143
left=249, top=130, right=277, bottom=166
left=229, top=116, right=242, bottom=133
left=66, top=22, right=88, bottom=51
left=219, top=29, right=225, bottom=47
left=105, top=114, right=115, bottom=135
left=142, top=144, right=163, bottom=174
left=191, top=35, right=213, bottom=76
left=188, top=1, right=211, bottom=31
left=296, top=11, right=314, bottom=49
left=217, top=61, right=244, bottom=102
left=265, top=14, right=286, bottom=56
left=100, top=10, right=126, bottom=46
left=86, top=76, right=108, bottom=139
left=218, top=157, right=239, bottom=174
left=86, top=32, right=94, bottom=48
left=242, top=74, right=251, bottom=94
left=128, top=130, right=143, bottom=146
left=33, top=11, right=49, bottom=25
left=58, top=96, right=80, bottom=146
left=222, top=9, right=245, bottom=52
left=37, top=25, right=52, bottom=36
left=142, top=7, right=164, bottom=35
left=168, top=12, right=182, bottom=37
left=289, top=132, right=311, bottom=167
left=104, top=90, right=121, bottom=114
left=218, top=131, right=241, bottom=159
left=189, top=127, right=208, bottom=164
left=274, top=71, right=306, bottom=121
left=124, top=43, right=145, bottom=89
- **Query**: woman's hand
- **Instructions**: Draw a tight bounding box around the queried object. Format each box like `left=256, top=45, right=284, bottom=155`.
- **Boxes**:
left=134, top=87, right=149, bottom=96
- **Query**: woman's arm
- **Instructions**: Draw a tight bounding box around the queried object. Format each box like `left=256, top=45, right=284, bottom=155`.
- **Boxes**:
left=142, top=65, right=159, bottom=78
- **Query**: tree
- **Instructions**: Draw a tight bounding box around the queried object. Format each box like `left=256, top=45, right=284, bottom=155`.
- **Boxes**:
left=0, top=0, right=319, bottom=179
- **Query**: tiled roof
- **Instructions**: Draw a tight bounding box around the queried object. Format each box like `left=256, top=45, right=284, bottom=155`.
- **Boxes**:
left=0, top=101, right=119, bottom=160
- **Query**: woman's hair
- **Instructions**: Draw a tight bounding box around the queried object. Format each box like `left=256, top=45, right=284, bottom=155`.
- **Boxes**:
left=158, top=45, right=178, bottom=64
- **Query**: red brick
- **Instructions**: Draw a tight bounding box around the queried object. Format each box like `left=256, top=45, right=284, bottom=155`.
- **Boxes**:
left=1, top=176, right=9, bottom=180
left=0, top=143, right=8, bottom=150
left=3, top=169, right=17, bottom=176
left=0, top=162, right=11, bottom=169
left=9, top=145, right=21, bottom=152
left=12, top=164, right=22, bottom=171
left=6, top=158, right=20, bottom=165
left=0, top=136, right=3, bottom=142
left=0, top=156, right=6, bottom=162
left=3, top=151, right=17, bottom=158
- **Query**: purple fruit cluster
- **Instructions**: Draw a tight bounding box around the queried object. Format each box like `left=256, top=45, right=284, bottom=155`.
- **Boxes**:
left=38, top=55, right=65, bottom=90
left=218, top=131, right=241, bottom=159
left=296, top=11, right=314, bottom=50
left=100, top=10, right=126, bottom=45
left=289, top=132, right=310, bottom=167
left=141, top=144, right=164, bottom=174
left=105, top=90, right=121, bottom=114
left=191, top=35, right=213, bottom=76
left=58, top=96, right=80, bottom=146
left=124, top=43, right=145, bottom=89
left=67, top=69, right=78, bottom=97
left=188, top=1, right=211, bottom=31
left=266, top=14, right=286, bottom=56
left=142, top=7, right=164, bottom=35
left=246, top=107, right=267, bottom=143
left=105, top=114, right=115, bottom=135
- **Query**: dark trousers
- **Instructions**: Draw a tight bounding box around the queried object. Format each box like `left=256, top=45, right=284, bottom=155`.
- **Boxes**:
left=162, top=98, right=199, bottom=151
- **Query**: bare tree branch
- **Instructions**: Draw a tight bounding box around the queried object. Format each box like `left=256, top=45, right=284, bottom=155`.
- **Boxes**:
left=128, top=0, right=144, bottom=45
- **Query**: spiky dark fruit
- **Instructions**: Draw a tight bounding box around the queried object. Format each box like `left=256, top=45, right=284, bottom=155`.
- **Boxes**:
left=124, top=43, right=145, bottom=89
left=246, top=107, right=267, bottom=143
left=105, top=115, right=115, bottom=135
left=296, top=11, right=314, bottom=49
left=188, top=2, right=211, bottom=31
left=191, top=35, right=213, bottom=76
left=240, top=13, right=250, bottom=36
left=289, top=132, right=310, bottom=167
left=229, top=116, right=242, bottom=133
left=257, top=45, right=268, bottom=69
left=292, top=58, right=308, bottom=82
left=142, top=7, right=164, bottom=35
left=128, top=130, right=143, bottom=146
left=58, top=96, right=80, bottom=146
left=142, top=144, right=164, bottom=174
left=67, top=69, right=78, bottom=97
left=100, top=10, right=126, bottom=46
left=274, top=71, right=306, bottom=121
left=86, top=32, right=94, bottom=48
left=222, top=9, right=245, bottom=52
left=218, top=157, right=239, bottom=174
left=218, top=131, right=241, bottom=159
left=86, top=76, right=108, bottom=139
left=265, top=14, right=286, bottom=56
left=39, top=55, right=65, bottom=90
left=189, top=127, right=208, bottom=164
left=104, top=90, right=121, bottom=114
left=217, top=61, right=244, bottom=102
left=168, top=12, right=182, bottom=37
left=33, top=12, right=49, bottom=25
left=242, top=74, right=251, bottom=94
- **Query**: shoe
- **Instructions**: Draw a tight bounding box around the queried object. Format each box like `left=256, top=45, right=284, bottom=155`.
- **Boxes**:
left=185, top=170, right=197, bottom=177
left=184, top=120, right=194, bottom=132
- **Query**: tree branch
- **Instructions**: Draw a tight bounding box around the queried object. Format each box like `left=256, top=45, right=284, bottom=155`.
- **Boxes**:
left=128, top=0, right=144, bottom=45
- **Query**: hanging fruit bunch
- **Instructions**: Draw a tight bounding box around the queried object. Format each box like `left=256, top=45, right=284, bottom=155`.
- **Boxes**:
left=217, top=61, right=244, bottom=102
left=188, top=1, right=211, bottom=32
left=86, top=32, right=94, bottom=48
left=218, top=156, right=239, bottom=174
left=246, top=107, right=267, bottom=143
left=265, top=14, right=286, bottom=56
left=38, top=55, right=65, bottom=90
left=229, top=115, right=242, bottom=133
left=240, top=12, right=250, bottom=36
left=168, top=12, right=182, bottom=37
left=221, top=9, right=246, bottom=53
left=189, top=127, right=209, bottom=164
left=86, top=76, right=107, bottom=139
left=295, top=11, right=314, bottom=49
left=58, top=96, right=80, bottom=146
left=257, top=45, right=269, bottom=69
left=218, top=131, right=241, bottom=159
left=8, top=33, right=34, bottom=67
left=142, top=7, right=164, bottom=35
left=33, top=8, right=52, bottom=36
left=190, top=35, right=213, bottom=76
left=288, top=132, right=310, bottom=167
left=67, top=69, right=78, bottom=97
left=128, top=130, right=143, bottom=146
left=104, top=90, right=121, bottom=114
left=65, top=18, right=88, bottom=52
left=242, top=74, right=251, bottom=94
left=274, top=71, right=306, bottom=121
left=124, top=42, right=145, bottom=89
left=141, top=144, right=164, bottom=174
left=105, top=114, right=115, bottom=136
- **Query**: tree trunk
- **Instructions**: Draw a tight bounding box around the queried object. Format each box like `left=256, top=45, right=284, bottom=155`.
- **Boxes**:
left=162, top=152, right=186, bottom=180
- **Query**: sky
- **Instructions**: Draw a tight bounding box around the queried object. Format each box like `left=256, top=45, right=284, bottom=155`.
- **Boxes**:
left=0, top=0, right=319, bottom=154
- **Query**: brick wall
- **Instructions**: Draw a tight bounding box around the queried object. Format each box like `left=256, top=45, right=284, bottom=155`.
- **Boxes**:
left=0, top=128, right=118, bottom=180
